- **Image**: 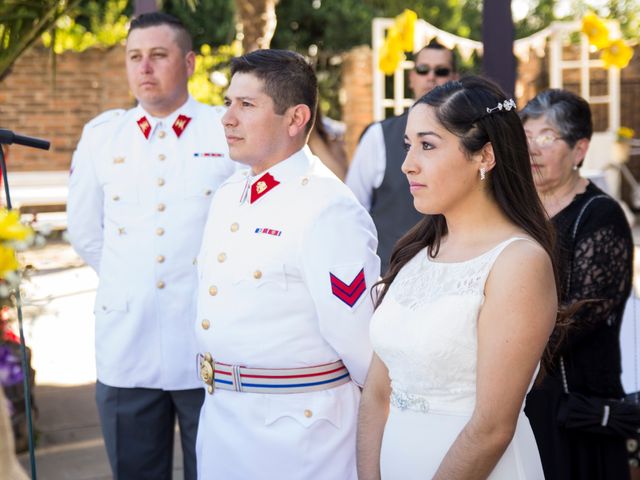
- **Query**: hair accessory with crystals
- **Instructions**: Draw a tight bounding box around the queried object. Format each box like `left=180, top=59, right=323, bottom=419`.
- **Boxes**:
left=486, top=98, right=517, bottom=114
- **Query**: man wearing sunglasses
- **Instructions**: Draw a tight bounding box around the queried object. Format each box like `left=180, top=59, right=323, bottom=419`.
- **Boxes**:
left=346, top=40, right=457, bottom=272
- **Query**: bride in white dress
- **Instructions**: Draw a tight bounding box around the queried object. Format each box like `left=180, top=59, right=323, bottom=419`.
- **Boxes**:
left=357, top=76, right=558, bottom=480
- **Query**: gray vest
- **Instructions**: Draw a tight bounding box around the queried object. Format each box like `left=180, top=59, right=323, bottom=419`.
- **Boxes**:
left=370, top=112, right=423, bottom=273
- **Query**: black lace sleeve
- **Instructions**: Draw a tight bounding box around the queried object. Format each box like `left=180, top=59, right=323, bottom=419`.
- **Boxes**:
left=550, top=196, right=633, bottom=355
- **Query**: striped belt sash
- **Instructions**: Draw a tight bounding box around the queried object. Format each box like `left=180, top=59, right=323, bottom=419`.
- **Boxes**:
left=198, top=355, right=350, bottom=394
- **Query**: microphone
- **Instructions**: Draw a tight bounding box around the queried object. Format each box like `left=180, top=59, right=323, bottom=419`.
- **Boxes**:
left=0, top=129, right=50, bottom=150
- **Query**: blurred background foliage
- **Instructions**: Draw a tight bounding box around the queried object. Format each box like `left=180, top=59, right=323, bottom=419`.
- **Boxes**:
left=1, top=0, right=639, bottom=118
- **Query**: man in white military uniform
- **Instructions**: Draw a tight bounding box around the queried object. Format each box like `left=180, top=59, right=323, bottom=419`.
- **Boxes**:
left=67, top=13, right=235, bottom=480
left=195, top=50, right=380, bottom=479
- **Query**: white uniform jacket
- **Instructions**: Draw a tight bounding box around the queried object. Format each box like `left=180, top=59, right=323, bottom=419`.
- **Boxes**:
left=195, top=147, right=380, bottom=479
left=67, top=96, right=236, bottom=390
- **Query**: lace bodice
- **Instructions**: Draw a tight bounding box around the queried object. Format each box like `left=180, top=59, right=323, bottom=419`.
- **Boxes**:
left=370, top=237, right=528, bottom=414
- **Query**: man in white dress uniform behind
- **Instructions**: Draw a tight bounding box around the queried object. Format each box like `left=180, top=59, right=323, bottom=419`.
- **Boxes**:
left=194, top=49, right=380, bottom=479
left=67, top=12, right=235, bottom=479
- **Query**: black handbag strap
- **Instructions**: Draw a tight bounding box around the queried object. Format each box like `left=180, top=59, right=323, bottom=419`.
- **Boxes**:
left=560, top=194, right=609, bottom=394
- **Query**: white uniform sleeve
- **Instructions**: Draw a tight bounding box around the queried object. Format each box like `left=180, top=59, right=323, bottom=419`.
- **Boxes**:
left=345, top=123, right=386, bottom=211
left=300, top=197, right=380, bottom=386
left=67, top=124, right=104, bottom=273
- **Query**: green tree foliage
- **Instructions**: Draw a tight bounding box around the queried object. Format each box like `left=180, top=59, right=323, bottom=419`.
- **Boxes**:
left=0, top=0, right=82, bottom=80
left=272, top=0, right=483, bottom=54
left=271, top=0, right=483, bottom=118
left=41, top=0, right=129, bottom=53
left=163, top=0, right=236, bottom=49
left=513, top=0, right=555, bottom=38
left=582, top=0, right=639, bottom=38
left=189, top=42, right=241, bottom=105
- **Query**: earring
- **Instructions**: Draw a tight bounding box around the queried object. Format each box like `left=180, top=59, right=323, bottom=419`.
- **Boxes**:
left=480, top=167, right=486, bottom=181
left=572, top=165, right=578, bottom=171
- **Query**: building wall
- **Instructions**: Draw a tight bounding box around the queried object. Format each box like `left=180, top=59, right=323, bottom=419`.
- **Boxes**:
left=2, top=42, right=639, bottom=179
left=340, top=46, right=374, bottom=161
left=0, top=45, right=132, bottom=172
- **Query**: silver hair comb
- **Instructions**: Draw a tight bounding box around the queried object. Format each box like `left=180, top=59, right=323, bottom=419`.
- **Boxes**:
left=486, top=99, right=517, bottom=114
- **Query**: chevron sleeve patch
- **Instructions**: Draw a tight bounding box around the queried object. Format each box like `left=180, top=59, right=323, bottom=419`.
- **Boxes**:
left=330, top=268, right=366, bottom=307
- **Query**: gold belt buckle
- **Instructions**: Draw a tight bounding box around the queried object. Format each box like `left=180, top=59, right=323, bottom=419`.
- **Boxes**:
left=200, top=353, right=215, bottom=394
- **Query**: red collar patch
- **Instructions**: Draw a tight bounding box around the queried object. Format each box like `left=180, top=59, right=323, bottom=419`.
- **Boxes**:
left=250, top=172, right=280, bottom=204
left=137, top=116, right=151, bottom=139
left=137, top=114, right=192, bottom=139
left=172, top=114, right=192, bottom=138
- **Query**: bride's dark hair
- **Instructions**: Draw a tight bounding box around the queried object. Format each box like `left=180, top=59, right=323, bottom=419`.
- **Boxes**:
left=376, top=75, right=558, bottom=312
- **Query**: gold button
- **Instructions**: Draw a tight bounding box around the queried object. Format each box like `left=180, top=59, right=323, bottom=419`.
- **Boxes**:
left=217, top=253, right=227, bottom=263
left=205, top=189, right=212, bottom=196
left=253, top=270, right=262, bottom=280
left=157, top=178, right=165, bottom=187
left=301, top=177, right=309, bottom=186
left=157, top=280, right=165, bottom=289
left=157, top=203, right=166, bottom=212
left=201, top=319, right=211, bottom=330
left=230, top=222, right=239, bottom=232
left=118, top=227, right=126, bottom=235
left=304, top=409, right=313, bottom=418
left=207, top=385, right=214, bottom=394
left=158, top=154, right=166, bottom=161
left=209, top=285, right=218, bottom=296
left=157, top=255, right=165, bottom=263
left=113, top=195, right=120, bottom=201
left=158, top=130, right=166, bottom=139
left=156, top=227, right=165, bottom=236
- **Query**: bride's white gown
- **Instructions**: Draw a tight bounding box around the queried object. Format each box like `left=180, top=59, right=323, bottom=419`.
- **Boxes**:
left=370, top=237, right=544, bottom=479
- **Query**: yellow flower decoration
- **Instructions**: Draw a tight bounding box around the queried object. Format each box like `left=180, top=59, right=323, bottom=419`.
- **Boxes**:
left=618, top=127, right=635, bottom=141
left=0, top=244, right=19, bottom=279
left=379, top=25, right=405, bottom=75
left=0, top=210, right=32, bottom=242
left=378, top=9, right=417, bottom=75
left=396, top=9, right=417, bottom=52
left=582, top=12, right=610, bottom=50
left=601, top=39, right=634, bottom=69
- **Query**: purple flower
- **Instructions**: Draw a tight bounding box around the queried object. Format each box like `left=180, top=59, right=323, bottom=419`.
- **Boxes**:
left=0, top=344, right=24, bottom=386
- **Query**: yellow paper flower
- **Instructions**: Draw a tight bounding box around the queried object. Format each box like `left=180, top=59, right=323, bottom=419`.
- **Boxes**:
left=618, top=127, right=635, bottom=141
left=582, top=12, right=610, bottom=49
left=379, top=26, right=405, bottom=75
left=396, top=9, right=417, bottom=52
left=0, top=244, right=18, bottom=279
left=0, top=210, right=32, bottom=242
left=601, top=39, right=634, bottom=69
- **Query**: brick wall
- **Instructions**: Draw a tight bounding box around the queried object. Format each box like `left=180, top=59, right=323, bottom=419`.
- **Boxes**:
left=340, top=46, right=373, bottom=161
left=0, top=44, right=132, bottom=172
left=343, top=45, right=640, bottom=166
left=517, top=44, right=640, bottom=206
left=2, top=42, right=639, bottom=177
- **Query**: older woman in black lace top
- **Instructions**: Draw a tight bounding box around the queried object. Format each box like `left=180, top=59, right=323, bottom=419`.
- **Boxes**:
left=521, top=89, right=634, bottom=480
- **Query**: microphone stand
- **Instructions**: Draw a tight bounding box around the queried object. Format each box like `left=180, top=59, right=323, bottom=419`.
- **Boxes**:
left=0, top=129, right=51, bottom=480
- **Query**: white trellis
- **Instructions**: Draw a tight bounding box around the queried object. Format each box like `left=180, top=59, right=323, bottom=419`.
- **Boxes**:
left=372, top=18, right=482, bottom=121
left=548, top=20, right=621, bottom=132
left=372, top=18, right=621, bottom=128
left=371, top=17, right=625, bottom=197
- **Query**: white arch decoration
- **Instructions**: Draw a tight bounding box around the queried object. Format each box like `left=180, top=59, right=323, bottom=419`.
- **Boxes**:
left=371, top=17, right=622, bottom=134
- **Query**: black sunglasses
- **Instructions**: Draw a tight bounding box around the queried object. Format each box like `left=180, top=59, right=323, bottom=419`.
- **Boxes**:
left=414, top=65, right=452, bottom=77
